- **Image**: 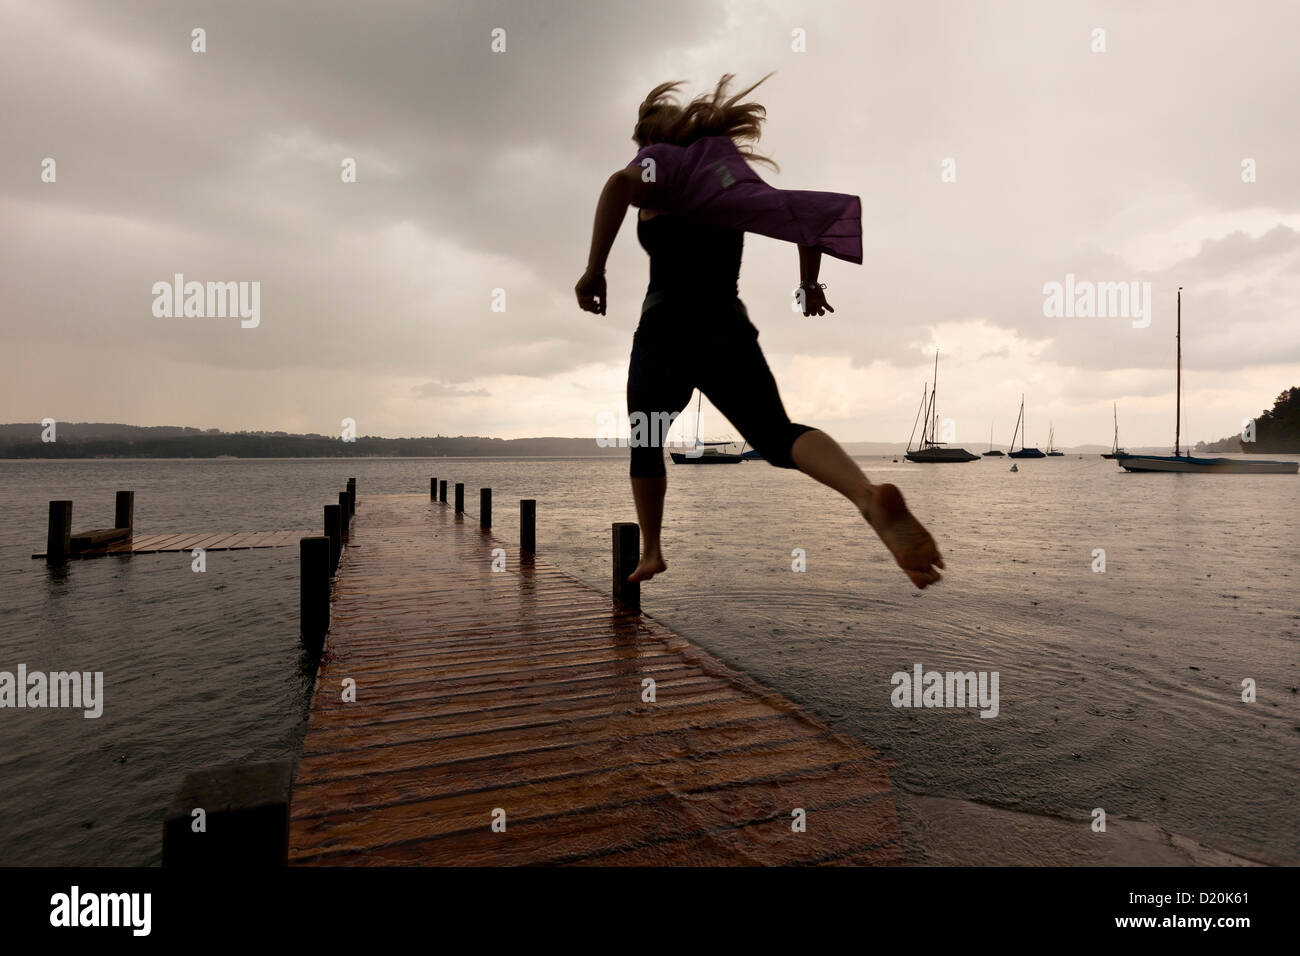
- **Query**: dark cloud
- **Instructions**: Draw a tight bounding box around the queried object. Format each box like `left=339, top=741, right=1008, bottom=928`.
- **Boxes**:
left=2, top=0, right=1298, bottom=443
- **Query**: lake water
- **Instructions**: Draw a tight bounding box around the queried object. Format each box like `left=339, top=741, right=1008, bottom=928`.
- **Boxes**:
left=1, top=456, right=1296, bottom=865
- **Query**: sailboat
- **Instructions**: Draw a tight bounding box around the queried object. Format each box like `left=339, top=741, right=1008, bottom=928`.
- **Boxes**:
left=1046, top=423, right=1064, bottom=456
left=904, top=351, right=978, bottom=463
left=1007, top=395, right=1045, bottom=458
left=1116, top=288, right=1298, bottom=474
left=670, top=391, right=746, bottom=465
left=1100, top=403, right=1124, bottom=459
left=983, top=423, right=1004, bottom=457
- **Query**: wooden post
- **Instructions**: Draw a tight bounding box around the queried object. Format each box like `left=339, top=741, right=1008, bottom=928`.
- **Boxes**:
left=46, top=500, right=72, bottom=561
left=480, top=488, right=492, bottom=529
left=162, top=761, right=294, bottom=866
left=324, top=504, right=342, bottom=574
left=439, top=480, right=448, bottom=503
left=520, top=499, right=536, bottom=554
left=612, top=522, right=640, bottom=610
left=455, top=483, right=464, bottom=514
left=114, top=490, right=134, bottom=532
left=430, top=477, right=438, bottom=500
left=299, top=536, right=330, bottom=651
left=338, top=492, right=350, bottom=542
left=347, top=478, right=356, bottom=513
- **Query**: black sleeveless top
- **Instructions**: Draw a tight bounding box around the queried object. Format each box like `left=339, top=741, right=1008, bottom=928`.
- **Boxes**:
left=636, top=213, right=743, bottom=301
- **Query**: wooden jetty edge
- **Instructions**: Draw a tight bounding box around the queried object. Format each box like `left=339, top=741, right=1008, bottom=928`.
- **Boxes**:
left=34, top=489, right=311, bottom=559
left=33, top=529, right=310, bottom=559
left=287, top=488, right=902, bottom=866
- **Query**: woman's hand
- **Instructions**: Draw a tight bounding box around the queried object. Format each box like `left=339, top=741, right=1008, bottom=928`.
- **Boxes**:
left=799, top=282, right=834, bottom=316
left=574, top=269, right=603, bottom=314
left=575, top=269, right=607, bottom=315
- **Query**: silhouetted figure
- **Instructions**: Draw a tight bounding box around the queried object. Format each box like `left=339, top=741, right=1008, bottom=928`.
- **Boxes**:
left=576, top=74, right=943, bottom=589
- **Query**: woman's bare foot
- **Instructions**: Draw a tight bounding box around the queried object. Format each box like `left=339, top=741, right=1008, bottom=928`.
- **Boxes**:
left=628, top=551, right=667, bottom=583
left=861, top=483, right=944, bottom=589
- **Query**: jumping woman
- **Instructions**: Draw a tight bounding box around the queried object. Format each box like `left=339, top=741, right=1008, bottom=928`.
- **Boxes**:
left=575, top=73, right=944, bottom=590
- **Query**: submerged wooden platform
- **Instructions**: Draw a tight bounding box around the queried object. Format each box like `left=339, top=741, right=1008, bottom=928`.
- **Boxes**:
left=289, top=493, right=901, bottom=866
left=32, top=530, right=309, bottom=559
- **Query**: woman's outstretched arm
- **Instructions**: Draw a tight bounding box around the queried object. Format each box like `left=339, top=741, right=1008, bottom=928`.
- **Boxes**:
left=576, top=169, right=651, bottom=315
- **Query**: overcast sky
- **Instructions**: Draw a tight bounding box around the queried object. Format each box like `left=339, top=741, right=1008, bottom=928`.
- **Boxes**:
left=4, top=0, right=1299, bottom=447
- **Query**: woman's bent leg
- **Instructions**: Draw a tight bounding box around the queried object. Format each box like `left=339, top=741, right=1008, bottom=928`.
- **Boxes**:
left=628, top=476, right=668, bottom=582
left=787, top=428, right=873, bottom=510
left=698, top=306, right=945, bottom=589
left=790, top=430, right=944, bottom=589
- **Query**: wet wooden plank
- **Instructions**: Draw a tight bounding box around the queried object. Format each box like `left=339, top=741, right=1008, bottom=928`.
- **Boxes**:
left=189, top=532, right=244, bottom=551
left=214, top=531, right=259, bottom=550
left=184, top=532, right=234, bottom=551
left=289, top=493, right=900, bottom=866
left=131, top=532, right=196, bottom=553
left=31, top=530, right=310, bottom=558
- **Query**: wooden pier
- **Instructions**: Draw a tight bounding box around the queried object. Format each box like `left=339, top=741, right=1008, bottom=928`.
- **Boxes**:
left=34, top=489, right=311, bottom=559
left=33, top=529, right=310, bottom=559
left=288, top=491, right=902, bottom=866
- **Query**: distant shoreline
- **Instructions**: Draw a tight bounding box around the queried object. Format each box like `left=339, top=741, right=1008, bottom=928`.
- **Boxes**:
left=5, top=450, right=1296, bottom=462
left=4, top=421, right=1297, bottom=458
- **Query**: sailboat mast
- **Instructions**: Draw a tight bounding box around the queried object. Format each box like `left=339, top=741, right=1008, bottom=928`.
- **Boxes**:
left=921, top=377, right=936, bottom=446
left=920, top=386, right=929, bottom=446
left=930, top=388, right=936, bottom=445
left=695, top=390, right=703, bottom=449
left=906, top=383, right=925, bottom=452
left=931, top=350, right=939, bottom=445
left=1174, top=286, right=1182, bottom=455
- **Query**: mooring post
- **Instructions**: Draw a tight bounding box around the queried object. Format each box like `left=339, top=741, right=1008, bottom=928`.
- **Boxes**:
left=430, top=477, right=438, bottom=500
left=46, top=500, right=72, bottom=561
left=299, top=535, right=330, bottom=651
left=324, top=504, right=342, bottom=574
left=347, top=478, right=356, bottom=514
left=520, top=499, right=536, bottom=554
left=338, top=492, right=351, bottom=542
left=439, top=480, right=448, bottom=503
left=480, top=488, right=492, bottom=529
left=612, top=522, right=641, bottom=610
left=115, top=490, right=134, bottom=533
left=455, top=483, right=465, bottom=514
left=162, top=760, right=294, bottom=866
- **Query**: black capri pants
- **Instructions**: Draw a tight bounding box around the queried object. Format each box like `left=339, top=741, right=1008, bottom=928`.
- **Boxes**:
left=626, top=293, right=815, bottom=478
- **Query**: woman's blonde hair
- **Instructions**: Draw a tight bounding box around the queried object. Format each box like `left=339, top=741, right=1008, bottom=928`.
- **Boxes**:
left=633, top=72, right=779, bottom=171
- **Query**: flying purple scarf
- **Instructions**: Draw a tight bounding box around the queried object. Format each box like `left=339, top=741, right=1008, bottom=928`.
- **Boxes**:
left=625, top=136, right=862, bottom=265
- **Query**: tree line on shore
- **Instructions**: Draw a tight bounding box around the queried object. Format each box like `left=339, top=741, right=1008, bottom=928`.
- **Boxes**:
left=0, top=426, right=624, bottom=459
left=4, top=387, right=1297, bottom=457
left=1197, top=387, right=1300, bottom=453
